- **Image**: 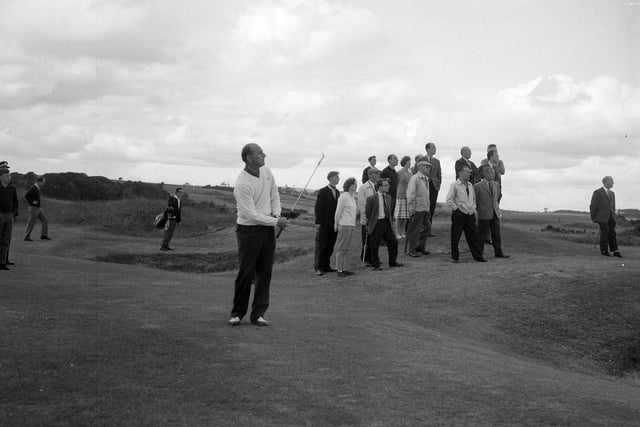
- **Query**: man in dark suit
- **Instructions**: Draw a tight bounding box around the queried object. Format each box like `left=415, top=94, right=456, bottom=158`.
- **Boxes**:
left=380, top=154, right=399, bottom=200
left=24, top=177, right=50, bottom=241
left=314, top=171, right=340, bottom=275
left=362, top=155, right=377, bottom=184
left=474, top=167, right=508, bottom=259
left=160, top=187, right=183, bottom=251
left=365, top=178, right=403, bottom=270
left=424, top=142, right=441, bottom=233
left=0, top=167, right=19, bottom=270
left=590, top=176, right=622, bottom=257
left=455, top=146, right=478, bottom=183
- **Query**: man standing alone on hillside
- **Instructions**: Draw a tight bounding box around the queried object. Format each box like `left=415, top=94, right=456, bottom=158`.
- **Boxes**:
left=0, top=167, right=19, bottom=270
left=229, top=143, right=288, bottom=327
left=160, top=187, right=183, bottom=251
left=590, top=176, right=622, bottom=258
left=24, top=177, right=50, bottom=241
left=314, top=171, right=340, bottom=276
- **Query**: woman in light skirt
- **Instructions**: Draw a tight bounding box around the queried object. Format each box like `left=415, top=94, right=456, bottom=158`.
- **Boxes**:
left=333, top=177, right=358, bottom=277
left=394, top=156, right=412, bottom=239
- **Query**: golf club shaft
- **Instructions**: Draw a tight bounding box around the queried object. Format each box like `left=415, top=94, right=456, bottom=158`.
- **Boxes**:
left=276, top=153, right=325, bottom=238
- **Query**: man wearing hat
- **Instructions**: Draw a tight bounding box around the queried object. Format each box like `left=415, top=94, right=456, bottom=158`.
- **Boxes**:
left=314, top=170, right=340, bottom=275
left=0, top=166, right=19, bottom=270
left=358, top=167, right=380, bottom=265
left=406, top=160, right=432, bottom=257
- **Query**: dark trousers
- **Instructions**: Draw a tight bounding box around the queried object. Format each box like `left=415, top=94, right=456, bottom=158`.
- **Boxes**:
left=450, top=209, right=483, bottom=261
left=428, top=181, right=438, bottom=221
left=232, top=225, right=275, bottom=322
left=360, top=225, right=371, bottom=263
left=478, top=213, right=504, bottom=256
left=0, top=212, right=13, bottom=265
left=314, top=225, right=337, bottom=272
left=25, top=206, right=48, bottom=238
left=161, top=220, right=177, bottom=248
left=369, top=218, right=398, bottom=267
left=406, top=211, right=430, bottom=253
left=598, top=215, right=618, bottom=253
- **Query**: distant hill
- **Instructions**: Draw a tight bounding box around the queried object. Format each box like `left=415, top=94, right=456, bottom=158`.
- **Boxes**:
left=10, top=171, right=169, bottom=201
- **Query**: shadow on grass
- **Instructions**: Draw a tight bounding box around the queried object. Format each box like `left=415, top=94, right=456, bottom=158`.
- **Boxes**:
left=94, top=247, right=312, bottom=273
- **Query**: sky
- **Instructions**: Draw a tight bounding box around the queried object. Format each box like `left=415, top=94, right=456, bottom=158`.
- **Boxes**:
left=0, top=0, right=638, bottom=211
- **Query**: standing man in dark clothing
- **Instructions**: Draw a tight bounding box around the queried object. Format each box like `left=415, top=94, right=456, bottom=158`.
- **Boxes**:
left=424, top=142, right=441, bottom=233
left=24, top=177, right=50, bottom=241
left=590, top=176, right=622, bottom=257
left=314, top=171, right=340, bottom=276
left=365, top=178, right=403, bottom=270
left=455, top=146, right=478, bottom=183
left=160, top=187, right=183, bottom=251
left=229, top=143, right=288, bottom=327
left=445, top=166, right=486, bottom=263
left=0, top=167, right=18, bottom=270
left=380, top=154, right=399, bottom=200
left=362, top=155, right=377, bottom=184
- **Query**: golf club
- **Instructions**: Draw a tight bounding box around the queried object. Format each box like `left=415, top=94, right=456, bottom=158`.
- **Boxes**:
left=276, top=152, right=325, bottom=238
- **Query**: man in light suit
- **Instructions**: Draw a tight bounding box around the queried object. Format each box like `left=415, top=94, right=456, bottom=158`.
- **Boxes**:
left=590, top=176, right=622, bottom=257
left=365, top=178, right=402, bottom=270
left=424, top=142, right=441, bottom=234
left=358, top=167, right=380, bottom=265
left=314, top=171, right=340, bottom=275
left=474, top=167, right=509, bottom=259
left=160, top=187, right=183, bottom=251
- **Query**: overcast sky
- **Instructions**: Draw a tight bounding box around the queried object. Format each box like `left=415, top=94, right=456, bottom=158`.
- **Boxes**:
left=1, top=0, right=638, bottom=211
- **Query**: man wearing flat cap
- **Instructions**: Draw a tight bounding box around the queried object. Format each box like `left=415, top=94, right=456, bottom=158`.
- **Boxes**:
left=406, top=160, right=432, bottom=257
left=314, top=171, right=340, bottom=275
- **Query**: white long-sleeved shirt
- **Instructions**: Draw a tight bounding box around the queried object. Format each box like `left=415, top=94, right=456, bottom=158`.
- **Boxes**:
left=334, top=192, right=357, bottom=227
left=234, top=167, right=281, bottom=226
left=446, top=179, right=476, bottom=215
left=357, top=180, right=377, bottom=225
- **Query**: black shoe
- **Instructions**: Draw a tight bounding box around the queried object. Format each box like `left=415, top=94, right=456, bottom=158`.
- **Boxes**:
left=408, top=251, right=421, bottom=257
left=601, top=251, right=611, bottom=257
left=613, top=252, right=623, bottom=258
left=343, top=271, right=355, bottom=276
left=416, top=248, right=430, bottom=255
left=315, top=270, right=324, bottom=276
left=484, top=239, right=492, bottom=244
left=429, top=233, right=435, bottom=237
left=475, top=257, right=488, bottom=262
left=325, top=268, right=337, bottom=273
left=390, top=263, right=404, bottom=267
left=495, top=254, right=510, bottom=258
left=6, top=261, right=15, bottom=265
left=373, top=266, right=383, bottom=271
left=0, top=265, right=9, bottom=270
left=337, top=271, right=347, bottom=277
left=160, top=247, right=170, bottom=251
left=452, top=259, right=459, bottom=263
left=24, top=236, right=33, bottom=241
left=41, top=236, right=51, bottom=240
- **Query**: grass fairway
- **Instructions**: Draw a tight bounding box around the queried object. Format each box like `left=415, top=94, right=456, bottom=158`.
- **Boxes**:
left=1, top=213, right=640, bottom=425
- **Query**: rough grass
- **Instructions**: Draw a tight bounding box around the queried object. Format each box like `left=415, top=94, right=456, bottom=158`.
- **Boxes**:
left=14, top=197, right=236, bottom=237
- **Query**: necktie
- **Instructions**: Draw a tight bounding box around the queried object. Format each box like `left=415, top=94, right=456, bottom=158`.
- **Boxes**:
left=383, top=195, right=389, bottom=218
left=465, top=184, right=469, bottom=197
left=488, top=181, right=493, bottom=199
